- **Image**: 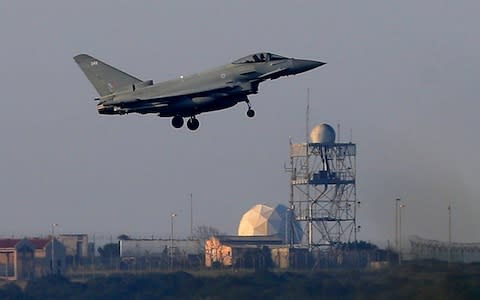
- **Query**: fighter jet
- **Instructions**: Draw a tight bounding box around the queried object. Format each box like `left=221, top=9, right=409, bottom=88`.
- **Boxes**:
left=74, top=52, right=325, bottom=130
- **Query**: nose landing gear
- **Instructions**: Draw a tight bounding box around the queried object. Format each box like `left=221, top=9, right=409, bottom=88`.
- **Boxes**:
left=245, top=99, right=255, bottom=118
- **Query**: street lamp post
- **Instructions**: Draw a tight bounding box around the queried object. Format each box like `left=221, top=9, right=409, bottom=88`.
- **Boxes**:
left=399, top=204, right=406, bottom=264
left=51, top=223, right=58, bottom=274
left=448, top=204, right=452, bottom=263
left=395, top=198, right=401, bottom=251
left=190, top=193, right=193, bottom=238
left=170, top=213, right=177, bottom=270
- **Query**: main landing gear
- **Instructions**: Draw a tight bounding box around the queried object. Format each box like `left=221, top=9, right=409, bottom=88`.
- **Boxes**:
left=245, top=99, right=255, bottom=118
left=171, top=115, right=184, bottom=128
left=186, top=117, right=200, bottom=131
left=171, top=115, right=200, bottom=131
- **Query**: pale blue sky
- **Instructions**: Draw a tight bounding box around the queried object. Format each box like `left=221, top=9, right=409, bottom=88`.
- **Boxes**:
left=0, top=1, right=479, bottom=245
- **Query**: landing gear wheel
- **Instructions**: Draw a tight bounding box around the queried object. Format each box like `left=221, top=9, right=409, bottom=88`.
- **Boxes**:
left=171, top=116, right=184, bottom=128
left=187, top=117, right=200, bottom=131
left=245, top=98, right=255, bottom=118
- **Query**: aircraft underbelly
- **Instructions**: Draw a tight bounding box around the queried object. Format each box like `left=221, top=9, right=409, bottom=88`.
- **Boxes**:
left=157, top=95, right=245, bottom=117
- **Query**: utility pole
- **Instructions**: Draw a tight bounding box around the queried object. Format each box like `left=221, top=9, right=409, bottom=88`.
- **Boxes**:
left=170, top=213, right=177, bottom=271
left=51, top=223, right=58, bottom=274
left=448, top=204, right=452, bottom=263
left=190, top=193, right=193, bottom=238
left=394, top=198, right=400, bottom=251
left=399, top=204, right=406, bottom=264
left=306, top=88, right=312, bottom=251
left=92, top=234, right=96, bottom=274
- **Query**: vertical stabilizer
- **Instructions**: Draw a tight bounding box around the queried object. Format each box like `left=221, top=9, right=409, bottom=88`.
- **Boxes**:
left=73, top=54, right=142, bottom=97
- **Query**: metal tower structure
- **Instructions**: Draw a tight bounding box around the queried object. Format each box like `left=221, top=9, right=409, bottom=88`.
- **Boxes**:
left=287, top=127, right=357, bottom=250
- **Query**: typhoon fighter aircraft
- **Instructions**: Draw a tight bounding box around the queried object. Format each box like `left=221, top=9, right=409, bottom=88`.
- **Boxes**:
left=74, top=52, right=325, bottom=130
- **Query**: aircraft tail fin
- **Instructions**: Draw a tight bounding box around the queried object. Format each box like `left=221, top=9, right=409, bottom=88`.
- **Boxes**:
left=73, top=54, right=142, bottom=97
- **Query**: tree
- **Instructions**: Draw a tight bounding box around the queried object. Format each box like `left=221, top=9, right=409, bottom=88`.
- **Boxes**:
left=117, top=234, right=131, bottom=240
left=97, top=243, right=120, bottom=258
left=192, top=225, right=223, bottom=240
left=97, top=243, right=120, bottom=269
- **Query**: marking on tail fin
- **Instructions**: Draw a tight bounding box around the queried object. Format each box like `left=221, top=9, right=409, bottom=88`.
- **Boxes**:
left=74, top=54, right=143, bottom=97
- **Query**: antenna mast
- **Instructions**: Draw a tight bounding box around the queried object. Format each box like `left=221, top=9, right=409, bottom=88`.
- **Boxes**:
left=190, top=193, right=193, bottom=238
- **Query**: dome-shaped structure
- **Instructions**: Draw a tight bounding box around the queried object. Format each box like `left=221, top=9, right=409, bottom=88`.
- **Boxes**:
left=238, top=204, right=278, bottom=236
left=310, top=123, right=336, bottom=144
left=238, top=204, right=303, bottom=243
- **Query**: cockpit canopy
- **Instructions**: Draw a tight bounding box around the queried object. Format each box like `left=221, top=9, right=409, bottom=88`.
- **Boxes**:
left=232, top=52, right=288, bottom=64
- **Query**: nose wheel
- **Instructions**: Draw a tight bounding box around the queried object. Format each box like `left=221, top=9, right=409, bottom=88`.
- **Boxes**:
left=187, top=116, right=200, bottom=131
left=245, top=99, right=255, bottom=118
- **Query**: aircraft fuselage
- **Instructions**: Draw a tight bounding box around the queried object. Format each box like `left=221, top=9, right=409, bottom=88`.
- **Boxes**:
left=74, top=52, right=325, bottom=130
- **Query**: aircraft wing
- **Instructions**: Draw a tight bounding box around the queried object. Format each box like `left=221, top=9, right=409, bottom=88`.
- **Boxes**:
left=138, top=81, right=237, bottom=103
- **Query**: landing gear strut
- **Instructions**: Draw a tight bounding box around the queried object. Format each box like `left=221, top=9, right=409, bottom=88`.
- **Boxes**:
left=187, top=116, right=200, bottom=131
left=245, top=99, right=255, bottom=118
left=171, top=116, right=184, bottom=128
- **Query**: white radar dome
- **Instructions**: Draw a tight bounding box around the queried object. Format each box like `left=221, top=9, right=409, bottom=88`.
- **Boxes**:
left=238, top=204, right=303, bottom=243
left=310, top=123, right=336, bottom=144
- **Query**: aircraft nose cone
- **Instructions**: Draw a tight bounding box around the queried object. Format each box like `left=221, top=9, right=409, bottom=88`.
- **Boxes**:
left=309, top=60, right=326, bottom=69
left=292, top=59, right=326, bottom=74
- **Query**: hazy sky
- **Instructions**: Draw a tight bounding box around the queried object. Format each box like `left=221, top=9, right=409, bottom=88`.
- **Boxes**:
left=1, top=1, right=479, bottom=245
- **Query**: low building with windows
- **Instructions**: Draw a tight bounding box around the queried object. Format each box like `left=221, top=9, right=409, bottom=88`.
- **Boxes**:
left=205, top=235, right=290, bottom=269
left=0, top=239, right=35, bottom=280
left=29, top=238, right=66, bottom=276
left=58, top=234, right=89, bottom=266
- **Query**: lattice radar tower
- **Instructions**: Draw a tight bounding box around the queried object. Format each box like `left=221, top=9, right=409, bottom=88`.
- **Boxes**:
left=286, top=123, right=358, bottom=250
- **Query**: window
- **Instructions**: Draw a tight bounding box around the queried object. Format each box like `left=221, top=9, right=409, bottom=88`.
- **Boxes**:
left=232, top=53, right=287, bottom=64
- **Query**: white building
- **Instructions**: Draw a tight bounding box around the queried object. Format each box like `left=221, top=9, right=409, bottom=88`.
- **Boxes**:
left=120, top=239, right=201, bottom=258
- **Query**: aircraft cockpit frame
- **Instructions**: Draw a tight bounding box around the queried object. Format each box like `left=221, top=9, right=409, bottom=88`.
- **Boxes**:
left=232, top=52, right=287, bottom=64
